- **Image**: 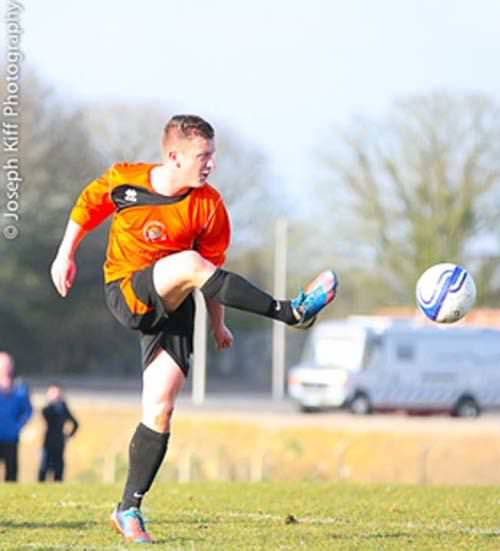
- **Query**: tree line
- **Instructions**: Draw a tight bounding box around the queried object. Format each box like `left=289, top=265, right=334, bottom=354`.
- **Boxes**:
left=1, top=69, right=499, bottom=376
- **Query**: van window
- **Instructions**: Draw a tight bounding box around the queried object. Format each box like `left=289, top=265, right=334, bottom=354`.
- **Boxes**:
left=363, top=334, right=383, bottom=369
left=306, top=335, right=365, bottom=371
left=396, top=343, right=415, bottom=362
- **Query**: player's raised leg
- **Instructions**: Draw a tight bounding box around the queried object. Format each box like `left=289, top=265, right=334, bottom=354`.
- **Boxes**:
left=111, top=350, right=185, bottom=544
left=152, top=250, right=338, bottom=327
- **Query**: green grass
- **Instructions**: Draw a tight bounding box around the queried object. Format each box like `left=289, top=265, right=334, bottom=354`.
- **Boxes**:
left=2, top=482, right=500, bottom=550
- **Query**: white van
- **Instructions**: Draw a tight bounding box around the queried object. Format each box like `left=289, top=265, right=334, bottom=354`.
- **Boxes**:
left=287, top=317, right=500, bottom=417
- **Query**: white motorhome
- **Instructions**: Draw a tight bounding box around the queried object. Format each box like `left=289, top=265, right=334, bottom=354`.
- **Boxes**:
left=287, top=317, right=500, bottom=416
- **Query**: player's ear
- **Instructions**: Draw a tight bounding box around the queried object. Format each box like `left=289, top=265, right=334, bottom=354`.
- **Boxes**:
left=168, top=150, right=182, bottom=168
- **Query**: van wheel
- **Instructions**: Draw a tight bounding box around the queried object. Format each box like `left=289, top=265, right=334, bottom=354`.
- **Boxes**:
left=453, top=397, right=480, bottom=418
left=299, top=405, right=320, bottom=414
left=350, top=392, right=372, bottom=415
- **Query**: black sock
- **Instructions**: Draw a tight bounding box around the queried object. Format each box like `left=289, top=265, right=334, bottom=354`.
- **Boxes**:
left=200, top=269, right=296, bottom=324
left=119, top=423, right=170, bottom=511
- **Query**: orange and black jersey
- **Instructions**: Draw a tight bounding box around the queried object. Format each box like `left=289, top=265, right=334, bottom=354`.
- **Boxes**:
left=70, top=163, right=231, bottom=283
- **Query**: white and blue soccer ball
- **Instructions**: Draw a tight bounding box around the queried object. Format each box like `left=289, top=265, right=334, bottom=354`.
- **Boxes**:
left=416, top=263, right=477, bottom=323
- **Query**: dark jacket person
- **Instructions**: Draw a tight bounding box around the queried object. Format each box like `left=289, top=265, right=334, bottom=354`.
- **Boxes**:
left=38, top=384, right=78, bottom=482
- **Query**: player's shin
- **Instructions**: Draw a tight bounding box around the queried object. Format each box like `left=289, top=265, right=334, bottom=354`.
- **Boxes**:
left=119, top=423, right=170, bottom=511
left=200, top=269, right=296, bottom=323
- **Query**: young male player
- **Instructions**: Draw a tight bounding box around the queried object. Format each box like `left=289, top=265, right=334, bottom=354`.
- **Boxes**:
left=51, top=115, right=337, bottom=543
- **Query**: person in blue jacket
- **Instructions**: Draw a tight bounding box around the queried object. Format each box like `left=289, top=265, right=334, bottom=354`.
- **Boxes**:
left=0, top=352, right=32, bottom=481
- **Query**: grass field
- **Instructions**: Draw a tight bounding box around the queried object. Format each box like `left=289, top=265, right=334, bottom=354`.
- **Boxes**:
left=2, top=481, right=500, bottom=550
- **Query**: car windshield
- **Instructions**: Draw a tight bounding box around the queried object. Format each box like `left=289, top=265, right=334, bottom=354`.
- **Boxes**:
left=303, top=335, right=365, bottom=371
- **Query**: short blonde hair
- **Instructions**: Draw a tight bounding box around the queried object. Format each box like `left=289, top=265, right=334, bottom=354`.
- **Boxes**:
left=161, top=114, right=214, bottom=149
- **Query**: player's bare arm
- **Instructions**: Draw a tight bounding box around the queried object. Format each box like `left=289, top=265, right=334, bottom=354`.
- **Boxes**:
left=50, top=220, right=88, bottom=298
left=204, top=297, right=233, bottom=350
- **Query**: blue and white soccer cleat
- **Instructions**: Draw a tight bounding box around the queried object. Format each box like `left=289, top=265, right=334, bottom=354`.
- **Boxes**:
left=111, top=506, right=152, bottom=544
left=291, top=270, right=338, bottom=329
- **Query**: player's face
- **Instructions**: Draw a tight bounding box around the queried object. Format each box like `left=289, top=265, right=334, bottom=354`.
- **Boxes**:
left=176, top=137, right=216, bottom=187
left=0, top=355, right=14, bottom=390
left=47, top=385, right=63, bottom=402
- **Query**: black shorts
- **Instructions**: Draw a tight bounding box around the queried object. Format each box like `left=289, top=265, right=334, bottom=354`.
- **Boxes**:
left=104, top=265, right=194, bottom=375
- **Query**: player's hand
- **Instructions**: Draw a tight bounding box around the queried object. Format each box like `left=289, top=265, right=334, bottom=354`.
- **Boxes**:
left=212, top=324, right=234, bottom=351
left=50, top=255, right=77, bottom=298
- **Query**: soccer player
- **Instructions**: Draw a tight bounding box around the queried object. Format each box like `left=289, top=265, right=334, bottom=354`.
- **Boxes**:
left=50, top=114, right=337, bottom=543
left=0, top=352, right=33, bottom=482
left=38, top=384, right=79, bottom=482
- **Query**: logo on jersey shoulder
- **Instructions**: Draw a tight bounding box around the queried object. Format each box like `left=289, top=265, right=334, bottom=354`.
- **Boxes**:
left=124, top=188, right=138, bottom=202
left=143, top=220, right=167, bottom=242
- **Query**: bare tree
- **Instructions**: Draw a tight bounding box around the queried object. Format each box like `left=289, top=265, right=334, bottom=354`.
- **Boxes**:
left=321, top=92, right=500, bottom=305
left=82, top=104, right=277, bottom=246
left=0, top=69, right=116, bottom=372
left=82, top=102, right=168, bottom=164
left=0, top=69, right=285, bottom=372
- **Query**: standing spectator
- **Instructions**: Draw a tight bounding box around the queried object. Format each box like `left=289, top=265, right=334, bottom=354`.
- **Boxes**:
left=38, top=384, right=79, bottom=482
left=0, top=352, right=33, bottom=482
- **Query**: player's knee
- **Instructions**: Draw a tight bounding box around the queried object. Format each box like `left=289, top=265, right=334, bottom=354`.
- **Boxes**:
left=162, top=401, right=175, bottom=419
left=182, top=250, right=213, bottom=276
left=143, top=401, right=175, bottom=432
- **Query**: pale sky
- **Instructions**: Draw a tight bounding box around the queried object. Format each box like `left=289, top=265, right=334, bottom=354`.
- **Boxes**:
left=5, top=0, right=500, bottom=193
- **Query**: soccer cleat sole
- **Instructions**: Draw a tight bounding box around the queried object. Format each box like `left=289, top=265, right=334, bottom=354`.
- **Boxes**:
left=292, top=315, right=317, bottom=330
left=111, top=514, right=152, bottom=544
